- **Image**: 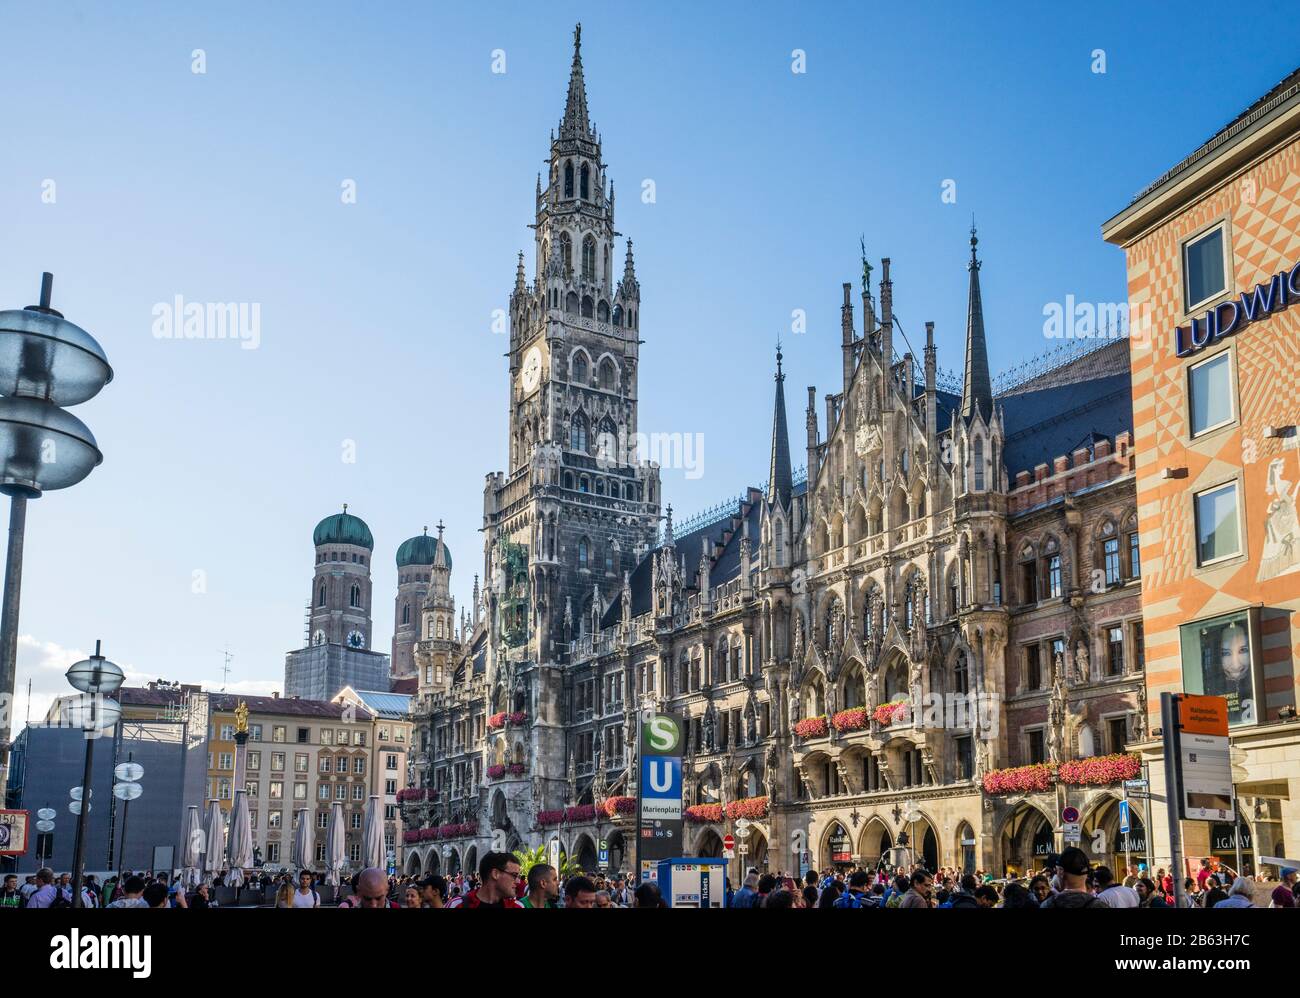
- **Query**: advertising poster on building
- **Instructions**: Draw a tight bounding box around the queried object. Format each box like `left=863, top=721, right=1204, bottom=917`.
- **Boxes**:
left=636, top=711, right=684, bottom=883
left=1180, top=610, right=1258, bottom=726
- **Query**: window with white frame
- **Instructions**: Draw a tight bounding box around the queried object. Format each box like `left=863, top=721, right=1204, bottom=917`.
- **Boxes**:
left=1182, top=224, right=1227, bottom=312
left=1194, top=482, right=1241, bottom=565
left=1189, top=351, right=1234, bottom=437
left=352, top=785, right=364, bottom=801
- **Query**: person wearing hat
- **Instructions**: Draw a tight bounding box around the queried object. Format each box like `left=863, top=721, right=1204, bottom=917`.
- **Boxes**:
left=1040, top=848, right=1109, bottom=908
left=1271, top=868, right=1298, bottom=908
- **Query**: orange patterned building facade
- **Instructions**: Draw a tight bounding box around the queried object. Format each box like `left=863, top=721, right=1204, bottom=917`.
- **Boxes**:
left=1104, top=68, right=1300, bottom=873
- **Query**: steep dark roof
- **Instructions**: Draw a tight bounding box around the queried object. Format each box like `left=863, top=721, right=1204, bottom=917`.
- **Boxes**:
left=767, top=349, right=793, bottom=508
left=959, top=228, right=994, bottom=425
left=1000, top=372, right=1132, bottom=477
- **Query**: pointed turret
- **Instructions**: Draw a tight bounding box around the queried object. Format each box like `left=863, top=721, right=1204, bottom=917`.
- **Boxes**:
left=960, top=224, right=994, bottom=425
left=767, top=345, right=793, bottom=509
left=559, top=23, right=590, bottom=139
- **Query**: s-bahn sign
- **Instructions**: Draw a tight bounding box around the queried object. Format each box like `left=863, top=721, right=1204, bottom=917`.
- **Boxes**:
left=1175, top=260, right=1300, bottom=357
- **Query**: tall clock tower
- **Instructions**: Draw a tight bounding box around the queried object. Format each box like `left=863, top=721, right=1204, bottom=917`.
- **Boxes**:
left=483, top=24, right=660, bottom=797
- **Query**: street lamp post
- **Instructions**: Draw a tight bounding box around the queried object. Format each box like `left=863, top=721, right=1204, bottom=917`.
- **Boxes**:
left=113, top=757, right=145, bottom=878
left=0, top=274, right=112, bottom=789
left=66, top=641, right=124, bottom=908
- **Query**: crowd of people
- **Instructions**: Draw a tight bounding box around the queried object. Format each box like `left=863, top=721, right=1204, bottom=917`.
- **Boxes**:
left=3, top=847, right=1293, bottom=908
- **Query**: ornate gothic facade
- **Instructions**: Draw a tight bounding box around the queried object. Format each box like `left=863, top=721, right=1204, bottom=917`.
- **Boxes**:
left=401, top=27, right=1148, bottom=879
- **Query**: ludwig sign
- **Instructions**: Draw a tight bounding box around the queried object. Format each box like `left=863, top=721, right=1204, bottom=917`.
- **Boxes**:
left=1175, top=260, right=1300, bottom=356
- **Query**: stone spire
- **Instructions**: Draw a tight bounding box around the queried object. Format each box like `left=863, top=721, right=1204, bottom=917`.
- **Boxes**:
left=767, top=344, right=793, bottom=509
left=559, top=23, right=590, bottom=139
left=514, top=251, right=526, bottom=294
left=621, top=238, right=637, bottom=289
left=960, top=223, right=994, bottom=425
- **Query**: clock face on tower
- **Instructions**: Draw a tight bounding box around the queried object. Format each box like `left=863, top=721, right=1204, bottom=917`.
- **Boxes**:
left=347, top=630, right=365, bottom=649
left=520, top=344, right=543, bottom=394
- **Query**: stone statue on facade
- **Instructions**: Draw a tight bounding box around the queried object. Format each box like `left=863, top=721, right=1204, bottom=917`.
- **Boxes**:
left=703, top=703, right=716, bottom=751
left=764, top=742, right=779, bottom=802
left=1048, top=667, right=1066, bottom=766
left=1075, top=641, right=1090, bottom=683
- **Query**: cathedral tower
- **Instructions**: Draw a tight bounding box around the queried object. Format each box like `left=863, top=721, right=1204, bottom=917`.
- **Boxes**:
left=482, top=24, right=661, bottom=814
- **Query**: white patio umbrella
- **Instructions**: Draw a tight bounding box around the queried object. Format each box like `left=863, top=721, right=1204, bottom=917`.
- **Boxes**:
left=325, top=800, right=346, bottom=886
left=225, top=789, right=254, bottom=889
left=201, top=799, right=226, bottom=886
left=362, top=795, right=384, bottom=870
left=291, top=808, right=314, bottom=873
left=180, top=805, right=203, bottom=888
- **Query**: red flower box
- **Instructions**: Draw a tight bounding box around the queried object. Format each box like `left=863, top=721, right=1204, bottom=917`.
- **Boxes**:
left=487, top=764, right=506, bottom=779
left=537, top=810, right=564, bottom=827
left=793, top=715, right=828, bottom=739
left=603, top=796, right=636, bottom=817
left=507, top=763, right=526, bottom=777
left=831, top=707, right=870, bottom=733
left=685, top=803, right=723, bottom=824
left=508, top=711, right=527, bottom=727
left=981, top=763, right=1054, bottom=795
left=872, top=699, right=910, bottom=726
left=725, top=796, right=769, bottom=820
left=487, top=711, right=508, bottom=731
left=1058, top=753, right=1141, bottom=787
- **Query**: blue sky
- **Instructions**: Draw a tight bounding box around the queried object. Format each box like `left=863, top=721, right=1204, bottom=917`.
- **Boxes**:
left=1, top=1, right=1296, bottom=720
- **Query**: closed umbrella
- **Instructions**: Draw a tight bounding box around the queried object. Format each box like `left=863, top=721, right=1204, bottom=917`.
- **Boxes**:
left=291, top=808, right=313, bottom=873
left=181, top=805, right=203, bottom=889
left=201, top=799, right=226, bottom=886
left=226, top=789, right=254, bottom=889
left=362, top=795, right=384, bottom=871
left=325, top=800, right=346, bottom=887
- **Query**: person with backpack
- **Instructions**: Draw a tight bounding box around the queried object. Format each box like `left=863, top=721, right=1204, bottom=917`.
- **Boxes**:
left=107, top=876, right=149, bottom=908
left=832, top=870, right=875, bottom=908
left=291, top=869, right=320, bottom=908
left=1040, top=848, right=1108, bottom=908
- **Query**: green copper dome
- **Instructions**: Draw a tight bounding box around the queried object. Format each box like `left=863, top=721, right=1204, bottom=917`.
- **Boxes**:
left=396, top=525, right=451, bottom=569
left=313, top=508, right=374, bottom=549
left=396, top=531, right=437, bottom=567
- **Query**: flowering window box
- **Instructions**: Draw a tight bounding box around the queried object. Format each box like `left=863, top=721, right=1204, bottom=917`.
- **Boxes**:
left=603, top=796, right=636, bottom=817
left=487, top=764, right=506, bottom=780
left=725, top=796, right=769, bottom=820
left=487, top=712, right=508, bottom=731
left=831, top=707, right=870, bottom=733
left=685, top=803, right=724, bottom=824
left=1058, top=753, right=1141, bottom=787
left=793, top=715, right=829, bottom=739
left=872, top=699, right=910, bottom=726
left=507, top=711, right=527, bottom=727
left=981, top=763, right=1054, bottom=795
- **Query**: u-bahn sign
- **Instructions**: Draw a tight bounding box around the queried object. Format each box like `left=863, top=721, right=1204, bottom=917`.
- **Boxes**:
left=636, top=711, right=684, bottom=882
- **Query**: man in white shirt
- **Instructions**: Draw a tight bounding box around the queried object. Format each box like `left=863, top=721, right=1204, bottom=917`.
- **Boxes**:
left=292, top=870, right=320, bottom=907
left=1095, top=865, right=1139, bottom=908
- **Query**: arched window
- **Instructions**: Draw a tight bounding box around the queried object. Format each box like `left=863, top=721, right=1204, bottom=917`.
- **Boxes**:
left=612, top=304, right=623, bottom=326
left=402, top=604, right=410, bottom=625
left=580, top=161, right=590, bottom=200
left=572, top=352, right=588, bottom=383
left=954, top=653, right=970, bottom=695
left=773, top=520, right=784, bottom=566
left=578, top=538, right=589, bottom=569
left=564, top=160, right=574, bottom=198
left=570, top=413, right=588, bottom=452
left=559, top=232, right=572, bottom=274
left=605, top=546, right=614, bottom=573
left=349, top=584, right=361, bottom=608
left=582, top=236, right=596, bottom=280
left=317, top=583, right=326, bottom=608
left=974, top=437, right=985, bottom=491
left=598, top=358, right=616, bottom=390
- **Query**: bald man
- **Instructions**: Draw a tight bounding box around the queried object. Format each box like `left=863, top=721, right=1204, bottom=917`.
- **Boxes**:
left=341, top=868, right=397, bottom=909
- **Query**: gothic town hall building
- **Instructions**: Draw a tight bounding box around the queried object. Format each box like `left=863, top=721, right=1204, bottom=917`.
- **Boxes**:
left=400, top=27, right=1149, bottom=881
